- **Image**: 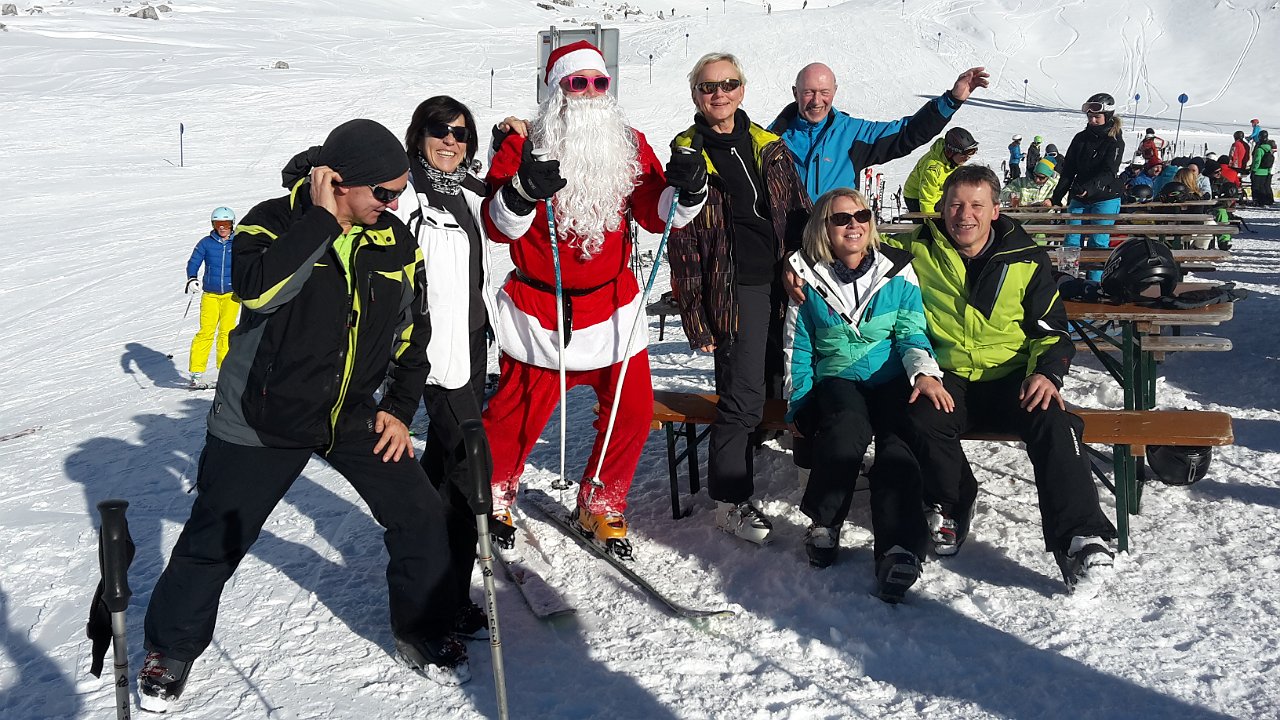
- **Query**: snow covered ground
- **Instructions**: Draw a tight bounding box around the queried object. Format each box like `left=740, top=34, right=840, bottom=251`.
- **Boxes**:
left=1, top=0, right=1279, bottom=717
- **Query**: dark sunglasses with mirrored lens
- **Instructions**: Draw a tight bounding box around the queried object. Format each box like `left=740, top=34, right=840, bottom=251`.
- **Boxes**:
left=368, top=183, right=406, bottom=204
left=695, top=78, right=743, bottom=95
left=827, top=209, right=873, bottom=226
left=563, top=74, right=611, bottom=93
left=947, top=145, right=979, bottom=157
left=426, top=122, right=470, bottom=144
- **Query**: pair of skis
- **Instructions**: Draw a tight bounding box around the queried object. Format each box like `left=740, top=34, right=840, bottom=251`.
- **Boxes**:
left=861, top=167, right=886, bottom=220
left=495, top=488, right=735, bottom=621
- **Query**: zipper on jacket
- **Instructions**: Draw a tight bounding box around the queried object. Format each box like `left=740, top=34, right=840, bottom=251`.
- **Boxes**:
left=730, top=147, right=766, bottom=221
left=328, top=235, right=363, bottom=453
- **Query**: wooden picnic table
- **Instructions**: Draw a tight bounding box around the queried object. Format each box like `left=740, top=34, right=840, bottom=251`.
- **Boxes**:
left=881, top=223, right=1236, bottom=236
left=1003, top=200, right=1221, bottom=211
left=1067, top=299, right=1234, bottom=412
left=1074, top=248, right=1230, bottom=266
left=899, top=211, right=1214, bottom=222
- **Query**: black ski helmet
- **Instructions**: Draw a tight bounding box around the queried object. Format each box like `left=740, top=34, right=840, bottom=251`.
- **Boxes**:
left=1157, top=181, right=1193, bottom=203
left=1234, top=130, right=1245, bottom=141
left=1101, top=237, right=1182, bottom=302
left=1124, top=184, right=1154, bottom=203
left=1084, top=92, right=1116, bottom=120
left=944, top=127, right=978, bottom=155
left=1147, top=445, right=1212, bottom=486
left=1218, top=182, right=1240, bottom=199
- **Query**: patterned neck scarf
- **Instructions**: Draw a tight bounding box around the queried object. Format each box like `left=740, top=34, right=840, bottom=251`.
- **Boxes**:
left=830, top=249, right=875, bottom=284
left=418, top=152, right=467, bottom=196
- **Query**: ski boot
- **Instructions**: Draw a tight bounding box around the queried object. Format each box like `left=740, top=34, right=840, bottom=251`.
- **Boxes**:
left=489, top=508, right=516, bottom=550
left=875, top=546, right=922, bottom=604
left=573, top=507, right=633, bottom=559
left=138, top=650, right=192, bottom=713
left=1053, top=535, right=1115, bottom=595
left=804, top=524, right=839, bottom=568
left=394, top=633, right=471, bottom=686
left=715, top=500, right=773, bottom=546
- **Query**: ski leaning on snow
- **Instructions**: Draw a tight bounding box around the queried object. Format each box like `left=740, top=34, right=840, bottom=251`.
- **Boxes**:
left=493, top=506, right=576, bottom=619
left=521, top=489, right=736, bottom=621
left=0, top=426, right=42, bottom=443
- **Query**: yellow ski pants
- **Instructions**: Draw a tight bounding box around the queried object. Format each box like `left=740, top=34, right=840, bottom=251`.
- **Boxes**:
left=189, top=291, right=239, bottom=373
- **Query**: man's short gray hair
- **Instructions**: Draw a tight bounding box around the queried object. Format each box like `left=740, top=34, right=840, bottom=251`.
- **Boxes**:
left=687, top=52, right=748, bottom=92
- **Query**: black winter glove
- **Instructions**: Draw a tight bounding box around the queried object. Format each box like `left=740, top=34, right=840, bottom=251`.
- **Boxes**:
left=510, top=142, right=567, bottom=203
left=666, top=135, right=707, bottom=206
left=185, top=277, right=201, bottom=294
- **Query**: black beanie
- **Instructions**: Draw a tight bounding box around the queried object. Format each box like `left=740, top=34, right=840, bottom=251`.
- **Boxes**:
left=280, top=119, right=408, bottom=189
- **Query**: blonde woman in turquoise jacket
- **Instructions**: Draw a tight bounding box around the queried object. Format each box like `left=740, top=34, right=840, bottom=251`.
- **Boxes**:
left=784, top=187, right=952, bottom=602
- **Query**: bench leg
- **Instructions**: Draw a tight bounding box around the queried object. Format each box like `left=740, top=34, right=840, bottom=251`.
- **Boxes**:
left=685, top=422, right=701, bottom=496
left=1113, top=444, right=1133, bottom=553
left=665, top=423, right=683, bottom=520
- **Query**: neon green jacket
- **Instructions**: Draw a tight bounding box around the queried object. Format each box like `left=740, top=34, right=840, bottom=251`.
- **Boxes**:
left=885, top=215, right=1074, bottom=385
left=902, top=138, right=959, bottom=213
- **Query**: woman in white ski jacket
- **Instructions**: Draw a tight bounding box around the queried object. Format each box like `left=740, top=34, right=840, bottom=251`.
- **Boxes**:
left=395, top=95, right=499, bottom=637
left=784, top=187, right=952, bottom=601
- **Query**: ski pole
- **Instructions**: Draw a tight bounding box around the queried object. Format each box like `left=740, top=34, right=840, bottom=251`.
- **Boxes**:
left=539, top=153, right=572, bottom=494
left=461, top=420, right=508, bottom=720
left=97, top=499, right=134, bottom=720
left=165, top=294, right=196, bottom=360
left=587, top=140, right=701, bottom=493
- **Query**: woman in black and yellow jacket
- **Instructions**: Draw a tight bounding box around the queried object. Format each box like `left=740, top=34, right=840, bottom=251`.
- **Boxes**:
left=668, top=52, right=811, bottom=546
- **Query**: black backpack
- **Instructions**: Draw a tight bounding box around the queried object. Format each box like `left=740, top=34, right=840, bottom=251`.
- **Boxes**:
left=1261, top=143, right=1275, bottom=170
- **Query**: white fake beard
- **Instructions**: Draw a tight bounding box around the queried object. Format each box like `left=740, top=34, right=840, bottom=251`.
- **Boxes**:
left=531, top=91, right=641, bottom=260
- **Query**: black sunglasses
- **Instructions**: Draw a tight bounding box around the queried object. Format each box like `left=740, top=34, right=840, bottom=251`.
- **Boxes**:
left=947, top=145, right=979, bottom=157
left=426, top=122, right=470, bottom=144
left=368, top=183, right=406, bottom=204
left=695, top=78, right=743, bottom=95
left=827, top=209, right=873, bottom=226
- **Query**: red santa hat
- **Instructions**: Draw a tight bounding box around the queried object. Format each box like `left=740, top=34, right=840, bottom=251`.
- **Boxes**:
left=545, top=40, right=609, bottom=90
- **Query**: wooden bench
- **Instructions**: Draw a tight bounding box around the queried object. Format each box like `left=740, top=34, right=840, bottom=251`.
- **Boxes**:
left=649, top=390, right=1232, bottom=552
left=880, top=223, right=1238, bottom=237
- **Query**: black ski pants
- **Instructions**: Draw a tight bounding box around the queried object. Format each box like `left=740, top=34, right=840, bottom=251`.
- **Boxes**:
left=905, top=371, right=1116, bottom=552
left=795, top=378, right=929, bottom=560
left=1251, top=174, right=1274, bottom=207
left=709, top=282, right=781, bottom=504
left=144, top=432, right=456, bottom=663
left=421, top=327, right=488, bottom=607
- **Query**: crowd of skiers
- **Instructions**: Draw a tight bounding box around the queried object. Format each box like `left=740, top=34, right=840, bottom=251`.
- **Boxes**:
left=144, top=39, right=1280, bottom=712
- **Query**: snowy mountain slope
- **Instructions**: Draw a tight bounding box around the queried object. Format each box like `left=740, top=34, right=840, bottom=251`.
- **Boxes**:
left=1, top=0, right=1279, bottom=718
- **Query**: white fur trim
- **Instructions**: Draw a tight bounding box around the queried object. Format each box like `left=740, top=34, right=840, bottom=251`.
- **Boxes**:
left=488, top=187, right=537, bottom=240
left=546, top=48, right=609, bottom=90
left=493, top=283, right=647, bottom=371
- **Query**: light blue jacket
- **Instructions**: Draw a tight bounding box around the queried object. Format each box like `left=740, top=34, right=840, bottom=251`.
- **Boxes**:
left=769, top=94, right=961, bottom=201
left=783, top=245, right=940, bottom=422
left=186, top=231, right=234, bottom=294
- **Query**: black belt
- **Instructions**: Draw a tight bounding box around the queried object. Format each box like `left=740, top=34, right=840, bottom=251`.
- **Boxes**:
left=513, top=271, right=614, bottom=347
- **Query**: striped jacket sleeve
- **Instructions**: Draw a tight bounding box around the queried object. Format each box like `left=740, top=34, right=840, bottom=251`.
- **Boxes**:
left=233, top=197, right=342, bottom=314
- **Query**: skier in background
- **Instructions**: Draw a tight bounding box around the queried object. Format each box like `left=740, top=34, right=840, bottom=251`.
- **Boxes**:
left=1026, top=135, right=1043, bottom=175
left=902, top=126, right=978, bottom=215
left=1138, top=128, right=1166, bottom=165
left=183, top=207, right=238, bottom=388
left=1007, top=134, right=1024, bottom=180
left=1052, top=93, right=1125, bottom=280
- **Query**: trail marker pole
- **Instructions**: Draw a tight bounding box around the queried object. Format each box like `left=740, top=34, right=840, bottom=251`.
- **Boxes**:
left=490, top=68, right=494, bottom=108
left=1174, top=93, right=1188, bottom=147
left=1023, top=79, right=1028, bottom=104
left=937, top=32, right=941, bottom=52
left=648, top=54, right=653, bottom=84
left=179, top=123, right=184, bottom=167
left=684, top=33, right=689, bottom=58
left=1131, top=93, right=1140, bottom=135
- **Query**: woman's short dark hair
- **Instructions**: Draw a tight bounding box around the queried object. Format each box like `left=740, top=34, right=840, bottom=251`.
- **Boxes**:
left=404, top=95, right=478, bottom=167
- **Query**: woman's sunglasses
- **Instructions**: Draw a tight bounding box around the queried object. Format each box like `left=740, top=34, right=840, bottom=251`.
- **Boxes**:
left=695, top=78, right=743, bottom=95
left=562, top=75, right=611, bottom=93
left=827, top=209, right=873, bottom=226
left=426, top=122, right=470, bottom=144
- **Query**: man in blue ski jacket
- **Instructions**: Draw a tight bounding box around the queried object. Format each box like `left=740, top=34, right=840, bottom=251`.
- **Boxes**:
left=769, top=62, right=989, bottom=202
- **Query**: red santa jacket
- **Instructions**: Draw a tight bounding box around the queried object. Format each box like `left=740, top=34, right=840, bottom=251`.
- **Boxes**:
left=482, top=131, right=701, bottom=370
left=1139, top=136, right=1166, bottom=164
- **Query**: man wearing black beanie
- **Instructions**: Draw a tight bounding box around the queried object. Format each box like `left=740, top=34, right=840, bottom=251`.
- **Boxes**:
left=137, top=119, right=469, bottom=713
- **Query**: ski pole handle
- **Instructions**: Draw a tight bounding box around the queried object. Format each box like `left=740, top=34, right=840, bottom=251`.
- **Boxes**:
left=461, top=420, right=493, bottom=516
left=97, top=500, right=132, bottom=614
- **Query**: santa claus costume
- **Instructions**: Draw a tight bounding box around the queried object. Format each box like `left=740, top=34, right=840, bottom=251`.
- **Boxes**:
left=481, top=41, right=704, bottom=542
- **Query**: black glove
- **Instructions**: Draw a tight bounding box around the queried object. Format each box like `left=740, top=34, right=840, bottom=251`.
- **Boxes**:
left=1058, top=277, right=1102, bottom=302
left=185, top=277, right=201, bottom=294
left=666, top=135, right=707, bottom=205
left=510, top=142, right=566, bottom=203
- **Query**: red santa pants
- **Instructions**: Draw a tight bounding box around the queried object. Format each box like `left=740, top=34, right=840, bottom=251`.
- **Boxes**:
left=483, top=350, right=654, bottom=515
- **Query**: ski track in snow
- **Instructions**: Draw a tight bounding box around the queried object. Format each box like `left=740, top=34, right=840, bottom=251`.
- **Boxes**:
left=2, top=1, right=1279, bottom=718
